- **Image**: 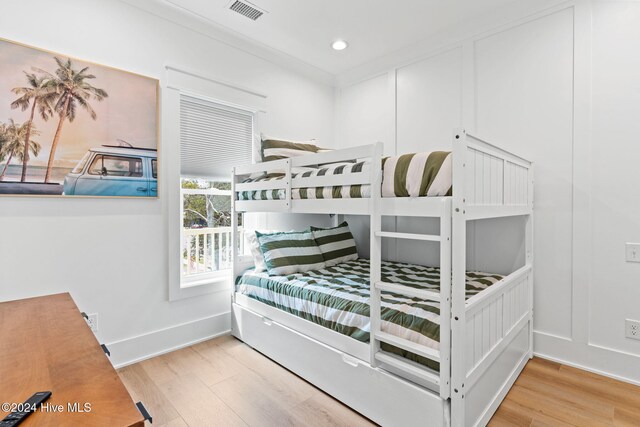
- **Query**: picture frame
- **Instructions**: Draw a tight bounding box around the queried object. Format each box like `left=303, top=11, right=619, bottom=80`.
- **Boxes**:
left=0, top=38, right=159, bottom=198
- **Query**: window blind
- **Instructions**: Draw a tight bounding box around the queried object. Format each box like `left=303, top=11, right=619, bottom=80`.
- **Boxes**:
left=180, top=94, right=253, bottom=179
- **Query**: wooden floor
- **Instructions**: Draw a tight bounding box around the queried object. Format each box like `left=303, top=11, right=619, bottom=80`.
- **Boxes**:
left=118, top=335, right=640, bottom=427
left=491, top=357, right=640, bottom=426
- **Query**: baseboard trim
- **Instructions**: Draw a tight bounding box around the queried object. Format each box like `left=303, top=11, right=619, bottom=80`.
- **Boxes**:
left=534, top=331, right=640, bottom=387
left=108, top=311, right=231, bottom=368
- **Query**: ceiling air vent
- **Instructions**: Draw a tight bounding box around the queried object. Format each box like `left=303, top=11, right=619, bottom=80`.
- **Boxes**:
left=228, top=0, right=266, bottom=21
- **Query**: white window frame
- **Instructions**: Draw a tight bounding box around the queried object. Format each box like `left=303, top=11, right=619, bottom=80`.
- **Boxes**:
left=179, top=184, right=239, bottom=288
left=164, top=65, right=266, bottom=301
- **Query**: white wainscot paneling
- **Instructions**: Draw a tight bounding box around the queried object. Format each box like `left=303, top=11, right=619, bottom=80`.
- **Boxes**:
left=336, top=74, right=393, bottom=155
left=475, top=8, right=574, bottom=339
left=471, top=216, right=526, bottom=278
left=588, top=0, right=640, bottom=356
left=392, top=48, right=463, bottom=265
left=344, top=215, right=396, bottom=261
left=394, top=217, right=441, bottom=267
left=396, top=47, right=463, bottom=154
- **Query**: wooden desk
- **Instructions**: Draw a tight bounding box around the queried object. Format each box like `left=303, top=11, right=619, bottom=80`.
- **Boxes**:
left=0, top=293, right=144, bottom=426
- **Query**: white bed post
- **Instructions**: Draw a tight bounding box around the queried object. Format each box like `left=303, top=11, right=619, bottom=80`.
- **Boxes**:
left=369, top=142, right=384, bottom=366
left=231, top=167, right=240, bottom=283
left=285, top=158, right=292, bottom=210
left=527, top=165, right=535, bottom=358
left=439, top=197, right=452, bottom=399
left=451, top=129, right=468, bottom=427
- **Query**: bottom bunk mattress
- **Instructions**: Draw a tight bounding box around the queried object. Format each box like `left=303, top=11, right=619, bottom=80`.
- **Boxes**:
left=235, top=258, right=504, bottom=371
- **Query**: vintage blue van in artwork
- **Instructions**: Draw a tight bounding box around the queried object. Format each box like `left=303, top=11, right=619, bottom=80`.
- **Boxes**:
left=63, top=146, right=157, bottom=197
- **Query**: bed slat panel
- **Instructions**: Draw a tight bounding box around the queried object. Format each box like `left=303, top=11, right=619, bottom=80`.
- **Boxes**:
left=464, top=271, right=531, bottom=377
left=465, top=145, right=530, bottom=210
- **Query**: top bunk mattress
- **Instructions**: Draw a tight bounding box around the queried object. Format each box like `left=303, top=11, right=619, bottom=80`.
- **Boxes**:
left=237, top=151, right=452, bottom=200
left=235, top=258, right=503, bottom=371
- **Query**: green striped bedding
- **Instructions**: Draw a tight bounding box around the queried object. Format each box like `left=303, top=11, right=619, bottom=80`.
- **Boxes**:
left=235, top=258, right=503, bottom=371
left=237, top=151, right=452, bottom=200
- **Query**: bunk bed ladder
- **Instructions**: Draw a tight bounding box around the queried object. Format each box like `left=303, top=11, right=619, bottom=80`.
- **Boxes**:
left=370, top=196, right=452, bottom=399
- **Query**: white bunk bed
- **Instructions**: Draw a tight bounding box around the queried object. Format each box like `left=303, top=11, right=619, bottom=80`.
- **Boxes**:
left=230, top=129, right=534, bottom=427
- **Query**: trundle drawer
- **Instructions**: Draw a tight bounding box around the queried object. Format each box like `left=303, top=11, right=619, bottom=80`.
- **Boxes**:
left=232, top=303, right=446, bottom=427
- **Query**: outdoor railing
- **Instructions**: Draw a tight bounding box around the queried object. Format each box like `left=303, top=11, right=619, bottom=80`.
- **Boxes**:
left=182, top=226, right=244, bottom=277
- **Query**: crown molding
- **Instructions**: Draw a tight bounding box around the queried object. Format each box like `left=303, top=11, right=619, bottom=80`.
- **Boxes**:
left=118, top=0, right=336, bottom=87
left=119, top=0, right=572, bottom=90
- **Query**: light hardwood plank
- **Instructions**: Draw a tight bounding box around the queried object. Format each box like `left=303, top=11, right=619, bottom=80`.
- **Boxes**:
left=210, top=370, right=306, bottom=427
left=506, top=385, right=613, bottom=426
left=515, top=367, right=615, bottom=421
left=289, top=392, right=376, bottom=427
left=118, top=364, right=180, bottom=426
left=556, top=364, right=640, bottom=408
left=160, top=373, right=247, bottom=426
left=214, top=334, right=246, bottom=352
left=161, top=346, right=236, bottom=387
left=191, top=339, right=245, bottom=383
left=139, top=354, right=179, bottom=385
left=217, top=338, right=319, bottom=405
left=487, top=400, right=534, bottom=427
left=613, top=406, right=640, bottom=427
left=156, top=417, right=188, bottom=427
left=492, top=398, right=572, bottom=427
left=490, top=358, right=640, bottom=427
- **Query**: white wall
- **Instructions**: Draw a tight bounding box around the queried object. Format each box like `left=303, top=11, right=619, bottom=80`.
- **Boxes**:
left=474, top=8, right=575, bottom=338
left=335, top=1, right=640, bottom=384
left=589, top=0, right=640, bottom=358
left=0, top=0, right=335, bottom=366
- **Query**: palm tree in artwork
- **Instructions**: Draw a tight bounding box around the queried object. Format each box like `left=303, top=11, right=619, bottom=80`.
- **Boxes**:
left=37, top=57, right=108, bottom=183
left=10, top=72, right=57, bottom=182
left=0, top=123, right=9, bottom=176
left=0, top=120, right=42, bottom=181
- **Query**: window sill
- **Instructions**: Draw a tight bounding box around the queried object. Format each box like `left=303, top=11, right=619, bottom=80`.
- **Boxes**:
left=181, top=274, right=230, bottom=289
left=170, top=272, right=233, bottom=301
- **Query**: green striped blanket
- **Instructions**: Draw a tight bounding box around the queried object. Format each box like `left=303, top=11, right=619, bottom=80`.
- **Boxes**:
left=237, top=151, right=452, bottom=200
left=236, top=258, right=503, bottom=371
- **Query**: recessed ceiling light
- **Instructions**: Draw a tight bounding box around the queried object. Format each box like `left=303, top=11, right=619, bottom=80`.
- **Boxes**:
left=331, top=40, right=348, bottom=51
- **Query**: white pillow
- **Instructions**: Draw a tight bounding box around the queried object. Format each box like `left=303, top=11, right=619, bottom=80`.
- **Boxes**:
left=244, top=229, right=294, bottom=272
left=245, top=230, right=269, bottom=272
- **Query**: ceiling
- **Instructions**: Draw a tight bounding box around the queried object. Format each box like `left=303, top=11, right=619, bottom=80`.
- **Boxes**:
left=165, top=0, right=522, bottom=75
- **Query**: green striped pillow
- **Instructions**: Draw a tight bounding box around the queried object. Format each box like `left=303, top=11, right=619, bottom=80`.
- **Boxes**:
left=310, top=221, right=358, bottom=267
left=257, top=230, right=326, bottom=275
left=381, top=151, right=452, bottom=197
left=261, top=137, right=330, bottom=163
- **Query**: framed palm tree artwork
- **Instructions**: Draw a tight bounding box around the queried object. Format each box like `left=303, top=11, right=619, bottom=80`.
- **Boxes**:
left=0, top=38, right=158, bottom=197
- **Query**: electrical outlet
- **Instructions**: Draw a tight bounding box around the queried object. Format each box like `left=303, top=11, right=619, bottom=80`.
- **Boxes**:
left=85, top=313, right=98, bottom=333
left=625, top=319, right=640, bottom=340
left=626, top=243, right=640, bottom=263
